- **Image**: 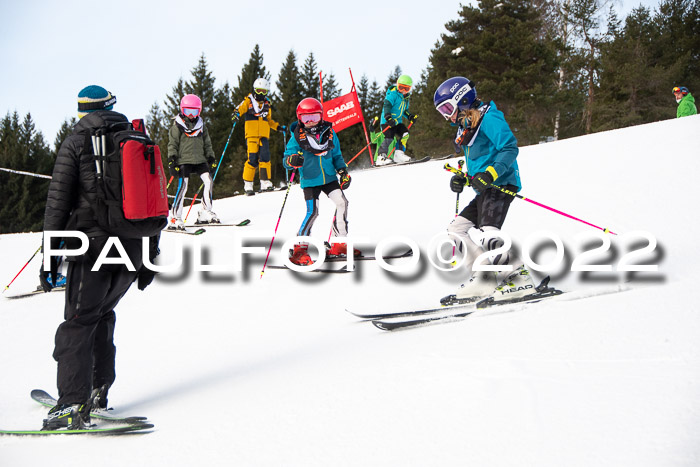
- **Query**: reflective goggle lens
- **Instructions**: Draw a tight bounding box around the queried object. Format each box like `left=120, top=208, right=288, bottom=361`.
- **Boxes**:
left=398, top=84, right=412, bottom=93
left=183, top=108, right=200, bottom=118
left=300, top=113, right=322, bottom=125
left=255, top=88, right=268, bottom=95
left=673, top=87, right=681, bottom=93
left=435, top=101, right=456, bottom=119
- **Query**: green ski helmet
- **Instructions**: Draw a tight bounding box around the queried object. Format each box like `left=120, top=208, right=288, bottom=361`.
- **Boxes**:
left=397, top=74, right=413, bottom=93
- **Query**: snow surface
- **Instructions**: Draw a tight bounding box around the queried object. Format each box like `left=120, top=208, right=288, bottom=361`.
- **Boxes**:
left=2, top=115, right=700, bottom=466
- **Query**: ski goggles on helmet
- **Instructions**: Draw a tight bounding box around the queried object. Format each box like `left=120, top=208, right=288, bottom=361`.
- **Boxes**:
left=182, top=108, right=200, bottom=118
left=435, top=100, right=457, bottom=120
left=254, top=88, right=268, bottom=95
left=299, top=113, right=322, bottom=125
left=672, top=87, right=682, bottom=93
left=397, top=84, right=412, bottom=93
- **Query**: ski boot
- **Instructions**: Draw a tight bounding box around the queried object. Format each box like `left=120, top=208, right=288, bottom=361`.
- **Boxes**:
left=476, top=266, right=563, bottom=309
left=375, top=154, right=394, bottom=166
left=260, top=180, right=274, bottom=192
left=168, top=217, right=186, bottom=231
left=196, top=209, right=220, bottom=225
left=42, top=402, right=90, bottom=430
left=244, top=181, right=255, bottom=196
left=327, top=243, right=362, bottom=258
left=290, top=244, right=313, bottom=266
left=88, top=384, right=109, bottom=410
left=393, top=149, right=411, bottom=163
left=440, top=271, right=497, bottom=306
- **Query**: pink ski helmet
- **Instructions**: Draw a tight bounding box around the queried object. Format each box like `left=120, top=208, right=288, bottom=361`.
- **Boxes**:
left=180, top=94, right=202, bottom=118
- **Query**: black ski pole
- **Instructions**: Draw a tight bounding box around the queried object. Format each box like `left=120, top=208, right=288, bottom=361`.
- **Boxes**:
left=261, top=170, right=297, bottom=278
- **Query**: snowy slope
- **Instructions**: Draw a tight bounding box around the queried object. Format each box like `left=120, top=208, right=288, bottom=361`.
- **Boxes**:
left=1, top=115, right=700, bottom=466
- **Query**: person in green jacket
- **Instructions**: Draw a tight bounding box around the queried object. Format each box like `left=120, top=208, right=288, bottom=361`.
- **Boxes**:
left=167, top=94, right=219, bottom=229
left=673, top=86, right=697, bottom=118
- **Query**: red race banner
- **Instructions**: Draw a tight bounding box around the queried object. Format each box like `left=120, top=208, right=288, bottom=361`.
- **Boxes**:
left=323, top=91, right=363, bottom=133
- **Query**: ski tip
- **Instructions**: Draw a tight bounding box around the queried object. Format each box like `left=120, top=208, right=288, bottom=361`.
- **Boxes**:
left=372, top=320, right=391, bottom=331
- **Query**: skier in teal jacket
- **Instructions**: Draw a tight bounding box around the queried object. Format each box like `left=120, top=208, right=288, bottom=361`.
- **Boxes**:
left=433, top=76, right=537, bottom=307
left=376, top=74, right=417, bottom=165
left=283, top=98, right=359, bottom=265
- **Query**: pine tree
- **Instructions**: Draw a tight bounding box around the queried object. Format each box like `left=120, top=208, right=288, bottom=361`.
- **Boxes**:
left=232, top=44, right=271, bottom=105
left=367, top=79, right=384, bottom=120
left=185, top=53, right=217, bottom=115
left=53, top=117, right=77, bottom=155
left=420, top=0, right=560, bottom=146
left=384, top=66, right=402, bottom=92
left=301, top=52, right=320, bottom=99
left=207, top=83, right=238, bottom=197
left=275, top=50, right=304, bottom=127
left=164, top=77, right=187, bottom=118
left=654, top=0, right=700, bottom=93
left=594, top=6, right=676, bottom=129
left=322, top=72, right=342, bottom=100
left=564, top=0, right=611, bottom=133
left=0, top=112, right=52, bottom=233
left=357, top=74, right=370, bottom=111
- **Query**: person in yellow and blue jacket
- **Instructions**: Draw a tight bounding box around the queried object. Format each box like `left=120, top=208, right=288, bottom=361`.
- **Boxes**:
left=235, top=77, right=286, bottom=195
left=434, top=76, right=540, bottom=306
left=283, top=98, right=359, bottom=265
left=376, top=74, right=418, bottom=166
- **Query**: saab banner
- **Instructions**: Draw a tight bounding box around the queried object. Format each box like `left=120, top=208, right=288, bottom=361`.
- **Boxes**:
left=323, top=91, right=363, bottom=133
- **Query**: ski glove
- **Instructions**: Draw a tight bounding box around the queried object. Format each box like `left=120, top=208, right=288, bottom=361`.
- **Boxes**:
left=279, top=125, right=287, bottom=133
left=407, top=113, right=419, bottom=124
left=137, top=266, right=156, bottom=291
left=38, top=239, right=61, bottom=293
left=208, top=157, right=217, bottom=171
left=286, top=152, right=304, bottom=168
left=450, top=174, right=468, bottom=193
left=385, top=116, right=398, bottom=127
left=232, top=110, right=240, bottom=121
left=137, top=235, right=160, bottom=291
left=338, top=169, right=351, bottom=190
left=471, top=166, right=498, bottom=193
left=168, top=158, right=180, bottom=177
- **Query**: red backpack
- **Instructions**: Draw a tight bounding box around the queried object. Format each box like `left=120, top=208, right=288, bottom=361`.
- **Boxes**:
left=87, top=120, right=168, bottom=238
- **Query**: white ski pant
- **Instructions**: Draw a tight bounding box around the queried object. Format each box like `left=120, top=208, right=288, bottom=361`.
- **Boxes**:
left=171, top=172, right=213, bottom=219
left=447, top=216, right=519, bottom=273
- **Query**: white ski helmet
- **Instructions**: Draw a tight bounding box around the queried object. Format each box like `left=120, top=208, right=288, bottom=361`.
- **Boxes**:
left=253, top=78, right=270, bottom=93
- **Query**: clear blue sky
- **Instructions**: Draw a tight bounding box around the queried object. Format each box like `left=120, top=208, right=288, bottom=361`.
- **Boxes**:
left=1, top=0, right=662, bottom=143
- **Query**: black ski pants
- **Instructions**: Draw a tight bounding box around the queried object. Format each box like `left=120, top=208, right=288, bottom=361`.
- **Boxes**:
left=379, top=123, right=409, bottom=154
left=54, top=236, right=143, bottom=405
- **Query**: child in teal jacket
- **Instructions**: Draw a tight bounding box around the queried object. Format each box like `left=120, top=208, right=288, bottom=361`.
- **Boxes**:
left=283, top=98, right=359, bottom=265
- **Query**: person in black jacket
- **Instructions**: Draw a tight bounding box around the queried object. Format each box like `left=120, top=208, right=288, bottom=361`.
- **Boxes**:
left=39, top=85, right=159, bottom=430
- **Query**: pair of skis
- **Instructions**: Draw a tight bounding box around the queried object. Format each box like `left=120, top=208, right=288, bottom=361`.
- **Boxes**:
left=350, top=277, right=564, bottom=331
left=164, top=218, right=251, bottom=235
left=367, top=156, right=431, bottom=170
left=0, top=390, right=153, bottom=436
left=3, top=286, right=66, bottom=300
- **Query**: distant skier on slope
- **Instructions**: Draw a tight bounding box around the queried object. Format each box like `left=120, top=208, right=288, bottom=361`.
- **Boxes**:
left=167, top=94, right=220, bottom=228
left=235, top=78, right=286, bottom=195
left=283, top=97, right=360, bottom=265
left=434, top=76, right=540, bottom=305
left=673, top=86, right=697, bottom=118
left=375, top=74, right=417, bottom=166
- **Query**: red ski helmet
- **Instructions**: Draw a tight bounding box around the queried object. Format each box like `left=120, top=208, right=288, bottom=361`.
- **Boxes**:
left=296, top=98, right=324, bottom=125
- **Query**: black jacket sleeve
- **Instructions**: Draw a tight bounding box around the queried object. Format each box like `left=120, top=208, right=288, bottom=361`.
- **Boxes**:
left=43, top=135, right=82, bottom=231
